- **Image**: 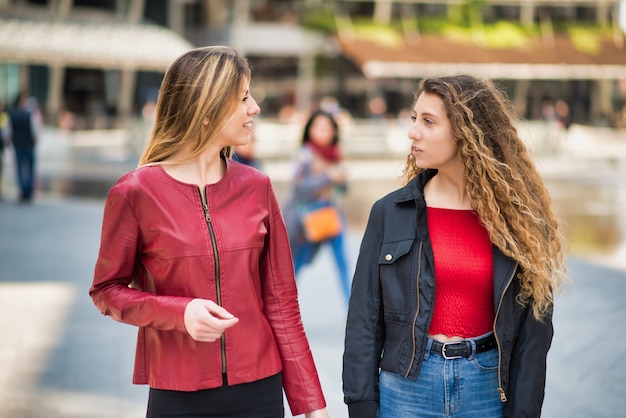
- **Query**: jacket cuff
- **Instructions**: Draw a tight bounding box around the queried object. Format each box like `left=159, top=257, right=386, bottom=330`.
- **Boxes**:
left=348, top=400, right=378, bottom=418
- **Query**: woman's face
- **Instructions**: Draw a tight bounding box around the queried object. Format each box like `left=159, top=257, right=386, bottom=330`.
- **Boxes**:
left=308, top=115, right=335, bottom=147
left=408, top=92, right=459, bottom=170
left=216, top=80, right=260, bottom=148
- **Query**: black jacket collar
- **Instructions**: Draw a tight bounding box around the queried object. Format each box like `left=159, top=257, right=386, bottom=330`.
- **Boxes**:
left=394, top=169, right=438, bottom=204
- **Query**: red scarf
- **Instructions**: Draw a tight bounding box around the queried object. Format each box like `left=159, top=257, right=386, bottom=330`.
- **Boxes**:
left=306, top=141, right=342, bottom=163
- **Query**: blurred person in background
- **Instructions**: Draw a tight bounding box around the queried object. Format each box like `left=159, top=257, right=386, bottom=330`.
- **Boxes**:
left=7, top=92, right=39, bottom=203
left=283, top=110, right=351, bottom=304
left=0, top=102, right=8, bottom=200
left=89, top=46, right=329, bottom=418
left=231, top=127, right=263, bottom=171
left=343, top=74, right=567, bottom=418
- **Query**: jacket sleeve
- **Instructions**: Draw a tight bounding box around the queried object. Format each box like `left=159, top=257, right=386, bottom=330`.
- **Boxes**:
left=260, top=178, right=326, bottom=416
left=89, top=185, right=191, bottom=334
left=503, top=299, right=554, bottom=418
left=343, top=199, right=386, bottom=418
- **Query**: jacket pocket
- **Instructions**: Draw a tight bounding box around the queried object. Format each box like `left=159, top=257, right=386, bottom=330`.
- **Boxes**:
left=379, top=239, right=413, bottom=265
left=379, top=239, right=415, bottom=317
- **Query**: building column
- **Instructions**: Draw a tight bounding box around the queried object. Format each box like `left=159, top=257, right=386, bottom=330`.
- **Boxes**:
left=296, top=53, right=314, bottom=114
left=18, top=64, right=29, bottom=95
left=168, top=0, right=185, bottom=35
left=513, top=79, right=530, bottom=119
left=597, top=2, right=609, bottom=25
left=118, top=69, right=136, bottom=122
left=520, top=1, right=535, bottom=27
left=127, top=0, right=145, bottom=23
left=206, top=0, right=228, bottom=26
left=231, top=0, right=250, bottom=56
left=46, top=64, right=65, bottom=123
left=50, top=0, right=72, bottom=17
left=374, top=0, right=392, bottom=25
left=597, top=78, right=614, bottom=122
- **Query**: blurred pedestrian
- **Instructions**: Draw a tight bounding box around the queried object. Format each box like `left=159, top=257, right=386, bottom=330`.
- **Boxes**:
left=555, top=99, right=571, bottom=130
left=0, top=102, right=8, bottom=199
left=283, top=110, right=351, bottom=303
left=89, top=46, right=329, bottom=418
left=231, top=127, right=262, bottom=171
left=343, top=74, right=568, bottom=418
left=7, top=92, right=39, bottom=203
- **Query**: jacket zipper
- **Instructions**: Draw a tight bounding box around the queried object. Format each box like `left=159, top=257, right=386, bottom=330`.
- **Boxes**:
left=494, top=262, right=518, bottom=403
left=198, top=187, right=227, bottom=375
left=404, top=242, right=423, bottom=378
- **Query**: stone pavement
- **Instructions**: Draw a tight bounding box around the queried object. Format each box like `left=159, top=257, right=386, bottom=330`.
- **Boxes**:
left=1, top=195, right=626, bottom=418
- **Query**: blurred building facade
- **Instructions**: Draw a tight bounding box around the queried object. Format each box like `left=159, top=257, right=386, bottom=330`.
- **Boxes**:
left=333, top=0, right=626, bottom=127
left=0, top=0, right=624, bottom=128
left=0, top=0, right=194, bottom=129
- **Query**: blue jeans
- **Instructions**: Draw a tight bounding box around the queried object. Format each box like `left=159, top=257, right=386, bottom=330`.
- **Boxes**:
left=14, top=147, right=35, bottom=200
left=293, top=231, right=351, bottom=303
left=379, top=336, right=502, bottom=418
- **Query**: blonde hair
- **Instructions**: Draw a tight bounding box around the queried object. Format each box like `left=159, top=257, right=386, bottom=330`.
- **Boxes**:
left=139, top=46, right=251, bottom=166
left=402, top=74, right=567, bottom=320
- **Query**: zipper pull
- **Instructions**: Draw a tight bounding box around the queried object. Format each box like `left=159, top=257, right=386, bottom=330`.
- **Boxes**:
left=203, top=203, right=210, bottom=223
left=498, top=387, right=507, bottom=402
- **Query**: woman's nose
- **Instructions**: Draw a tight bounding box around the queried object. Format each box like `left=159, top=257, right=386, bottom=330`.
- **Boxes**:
left=249, top=98, right=261, bottom=116
left=408, top=123, right=420, bottom=141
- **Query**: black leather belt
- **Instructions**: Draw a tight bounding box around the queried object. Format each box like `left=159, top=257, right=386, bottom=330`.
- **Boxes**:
left=430, top=334, right=497, bottom=359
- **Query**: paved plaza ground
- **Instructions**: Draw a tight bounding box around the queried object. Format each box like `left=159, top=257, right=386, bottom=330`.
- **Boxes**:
left=1, top=195, right=626, bottom=417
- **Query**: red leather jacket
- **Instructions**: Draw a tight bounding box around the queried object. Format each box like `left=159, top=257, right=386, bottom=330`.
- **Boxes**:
left=90, top=160, right=326, bottom=416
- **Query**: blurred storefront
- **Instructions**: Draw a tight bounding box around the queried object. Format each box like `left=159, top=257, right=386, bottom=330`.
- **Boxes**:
left=0, top=0, right=624, bottom=128
left=0, top=0, right=193, bottom=128
left=331, top=0, right=626, bottom=126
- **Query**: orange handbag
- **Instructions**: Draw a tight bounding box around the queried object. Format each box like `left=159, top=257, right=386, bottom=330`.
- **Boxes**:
left=302, top=206, right=343, bottom=243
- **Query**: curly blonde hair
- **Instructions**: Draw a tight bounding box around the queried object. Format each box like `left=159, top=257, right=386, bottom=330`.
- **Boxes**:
left=139, top=46, right=251, bottom=166
left=402, top=74, right=567, bottom=320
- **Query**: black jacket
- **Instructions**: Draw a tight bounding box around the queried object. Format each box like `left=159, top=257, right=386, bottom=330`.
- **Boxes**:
left=343, top=169, right=553, bottom=418
left=8, top=107, right=37, bottom=149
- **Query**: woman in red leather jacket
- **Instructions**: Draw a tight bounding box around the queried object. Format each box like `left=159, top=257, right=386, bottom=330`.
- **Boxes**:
left=89, top=46, right=329, bottom=418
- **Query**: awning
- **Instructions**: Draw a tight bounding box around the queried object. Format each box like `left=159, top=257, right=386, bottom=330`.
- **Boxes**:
left=0, top=16, right=194, bottom=72
left=339, top=34, right=626, bottom=80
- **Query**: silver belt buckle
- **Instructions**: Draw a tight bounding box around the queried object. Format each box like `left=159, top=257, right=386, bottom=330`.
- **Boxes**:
left=441, top=342, right=463, bottom=360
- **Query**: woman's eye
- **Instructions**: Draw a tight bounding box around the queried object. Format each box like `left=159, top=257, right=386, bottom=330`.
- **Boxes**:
left=410, top=116, right=417, bottom=122
left=243, top=96, right=249, bottom=102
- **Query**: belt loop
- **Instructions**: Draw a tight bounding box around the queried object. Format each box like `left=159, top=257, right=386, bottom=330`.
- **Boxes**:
left=467, top=339, right=477, bottom=360
left=424, top=337, right=433, bottom=360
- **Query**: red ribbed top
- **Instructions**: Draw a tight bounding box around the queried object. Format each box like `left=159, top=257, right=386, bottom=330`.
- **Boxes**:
left=426, top=207, right=494, bottom=338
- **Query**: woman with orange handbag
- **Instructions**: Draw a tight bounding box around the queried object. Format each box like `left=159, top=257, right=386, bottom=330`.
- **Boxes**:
left=283, top=110, right=351, bottom=304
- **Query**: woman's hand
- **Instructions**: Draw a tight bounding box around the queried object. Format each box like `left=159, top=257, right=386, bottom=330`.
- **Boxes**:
left=183, top=298, right=239, bottom=342
left=304, top=408, right=330, bottom=418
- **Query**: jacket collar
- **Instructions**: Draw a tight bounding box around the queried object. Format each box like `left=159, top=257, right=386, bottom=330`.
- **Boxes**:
left=394, top=169, right=438, bottom=204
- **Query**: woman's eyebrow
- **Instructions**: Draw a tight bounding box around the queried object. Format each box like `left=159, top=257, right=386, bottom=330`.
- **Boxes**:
left=418, top=110, right=439, bottom=119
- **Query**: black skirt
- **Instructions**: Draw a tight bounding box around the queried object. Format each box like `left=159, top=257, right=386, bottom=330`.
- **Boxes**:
left=146, top=373, right=284, bottom=418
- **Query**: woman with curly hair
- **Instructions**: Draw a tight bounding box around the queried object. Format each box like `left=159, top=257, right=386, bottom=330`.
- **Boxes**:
left=343, top=74, right=567, bottom=418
